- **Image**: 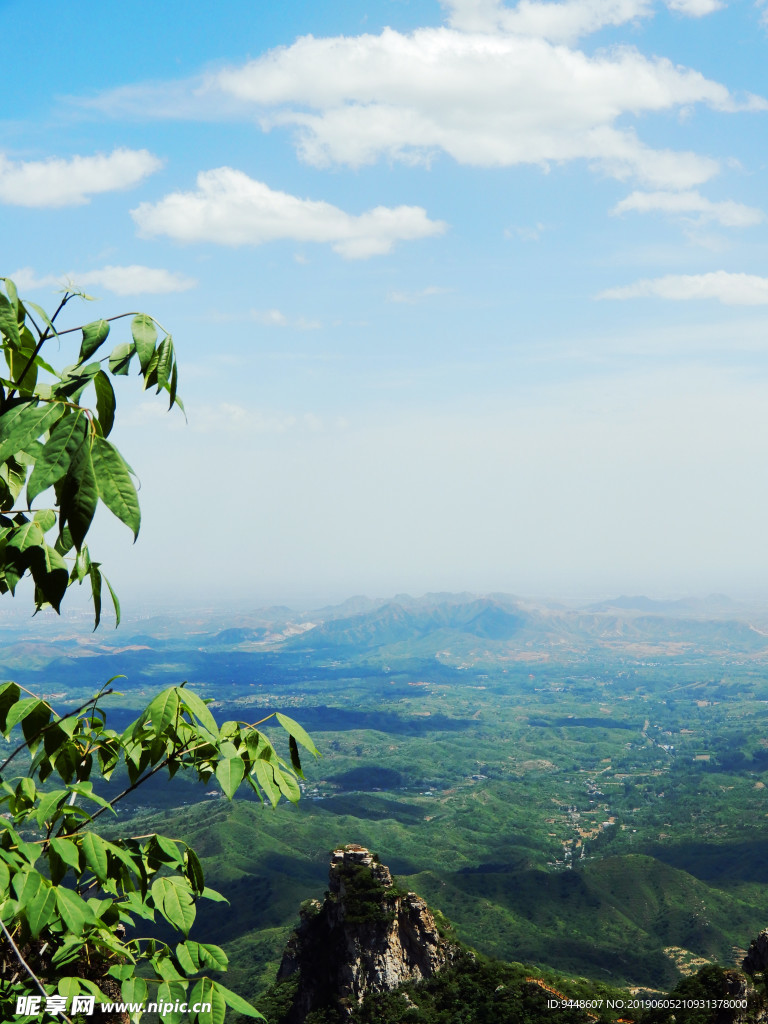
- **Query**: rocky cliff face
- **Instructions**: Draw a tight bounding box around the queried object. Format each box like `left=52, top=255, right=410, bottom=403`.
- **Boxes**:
left=276, top=844, right=455, bottom=1022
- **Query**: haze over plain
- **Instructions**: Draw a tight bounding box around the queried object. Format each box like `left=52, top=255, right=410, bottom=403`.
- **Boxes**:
left=4, top=0, right=768, bottom=607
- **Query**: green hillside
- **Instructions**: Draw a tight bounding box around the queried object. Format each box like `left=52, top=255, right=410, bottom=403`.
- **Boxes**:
left=119, top=798, right=763, bottom=1002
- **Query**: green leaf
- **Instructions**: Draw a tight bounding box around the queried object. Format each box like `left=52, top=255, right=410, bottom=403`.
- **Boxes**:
left=5, top=697, right=43, bottom=736
left=103, top=571, right=121, bottom=627
left=54, top=524, right=73, bottom=555
left=0, top=681, right=20, bottom=732
left=81, top=832, right=109, bottom=882
left=178, top=688, right=218, bottom=737
left=154, top=335, right=173, bottom=392
left=169, top=360, right=179, bottom=409
left=120, top=890, right=157, bottom=922
left=149, top=834, right=183, bottom=866
left=26, top=878, right=56, bottom=938
left=55, top=886, right=95, bottom=934
left=147, top=688, right=180, bottom=734
left=24, top=299, right=58, bottom=338
left=216, top=756, right=245, bottom=800
left=93, top=369, right=116, bottom=437
left=50, top=837, right=81, bottom=873
left=184, top=847, right=206, bottom=894
left=79, top=319, right=110, bottom=362
left=18, top=700, right=49, bottom=749
left=252, top=758, right=280, bottom=808
left=7, top=519, right=44, bottom=555
left=29, top=543, right=69, bottom=612
left=151, top=876, right=196, bottom=936
left=8, top=326, right=39, bottom=395
left=0, top=291, right=20, bottom=349
left=89, top=562, right=102, bottom=629
left=108, top=342, right=134, bottom=376
left=121, top=976, right=147, bottom=1005
left=69, top=781, right=114, bottom=813
left=287, top=735, right=302, bottom=777
left=35, top=788, right=68, bottom=828
left=59, top=439, right=98, bottom=549
left=190, top=979, right=227, bottom=1024
left=51, top=740, right=80, bottom=783
left=101, top=837, right=142, bottom=878
left=0, top=401, right=64, bottom=466
left=33, top=508, right=56, bottom=532
left=275, top=767, right=301, bottom=804
left=90, top=436, right=140, bottom=539
left=131, top=314, right=157, bottom=373
left=3, top=277, right=18, bottom=311
left=175, top=940, right=228, bottom=974
left=201, top=886, right=228, bottom=903
left=215, top=980, right=265, bottom=1018
left=275, top=712, right=320, bottom=758
left=158, top=981, right=187, bottom=1024
left=27, top=410, right=87, bottom=504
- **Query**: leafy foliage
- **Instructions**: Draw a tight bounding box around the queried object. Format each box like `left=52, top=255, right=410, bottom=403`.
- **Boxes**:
left=0, top=280, right=320, bottom=1022
left=0, top=680, right=318, bottom=1021
left=0, top=276, right=182, bottom=627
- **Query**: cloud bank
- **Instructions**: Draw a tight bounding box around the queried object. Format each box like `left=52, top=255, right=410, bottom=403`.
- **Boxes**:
left=205, top=26, right=760, bottom=187
left=11, top=265, right=197, bottom=296
left=132, top=168, right=447, bottom=257
left=612, top=189, right=764, bottom=226
left=0, top=149, right=162, bottom=207
left=598, top=271, right=768, bottom=304
left=441, top=0, right=724, bottom=39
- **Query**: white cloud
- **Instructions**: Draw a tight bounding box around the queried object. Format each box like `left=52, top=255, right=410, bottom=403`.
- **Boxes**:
left=442, top=0, right=724, bottom=37
left=11, top=265, right=197, bottom=296
left=442, top=0, right=724, bottom=36
left=597, top=271, right=768, bottom=304
left=0, top=148, right=162, bottom=207
left=666, top=0, right=724, bottom=14
left=612, top=189, right=764, bottom=226
left=387, top=286, right=449, bottom=304
left=505, top=222, right=548, bottom=240
left=442, top=0, right=653, bottom=40
left=206, top=27, right=759, bottom=188
left=251, top=309, right=288, bottom=326
left=249, top=309, right=322, bottom=329
left=131, top=168, right=447, bottom=258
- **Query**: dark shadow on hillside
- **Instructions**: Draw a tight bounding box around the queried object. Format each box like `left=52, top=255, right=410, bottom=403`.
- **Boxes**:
left=317, top=794, right=425, bottom=826
left=513, top=936, right=673, bottom=988
left=328, top=766, right=405, bottom=790
left=528, top=716, right=637, bottom=730
left=647, top=839, right=768, bottom=884
left=281, top=705, right=472, bottom=734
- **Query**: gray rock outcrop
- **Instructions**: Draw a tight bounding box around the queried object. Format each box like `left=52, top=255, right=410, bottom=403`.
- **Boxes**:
left=276, top=844, right=455, bottom=1022
left=744, top=931, right=768, bottom=976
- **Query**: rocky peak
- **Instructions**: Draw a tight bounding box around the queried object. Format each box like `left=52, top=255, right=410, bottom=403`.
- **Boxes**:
left=275, top=845, right=455, bottom=1022
left=329, top=844, right=394, bottom=892
left=744, top=930, right=768, bottom=977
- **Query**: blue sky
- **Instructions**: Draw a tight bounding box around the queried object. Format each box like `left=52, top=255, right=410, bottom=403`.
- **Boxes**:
left=4, top=0, right=768, bottom=609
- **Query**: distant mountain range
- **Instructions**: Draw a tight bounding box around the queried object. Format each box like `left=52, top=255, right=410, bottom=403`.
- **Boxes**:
left=2, top=591, right=768, bottom=680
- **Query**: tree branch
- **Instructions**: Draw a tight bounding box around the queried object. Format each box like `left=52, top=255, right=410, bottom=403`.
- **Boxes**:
left=0, top=689, right=116, bottom=778
left=7, top=293, right=72, bottom=401
left=0, top=919, right=75, bottom=1024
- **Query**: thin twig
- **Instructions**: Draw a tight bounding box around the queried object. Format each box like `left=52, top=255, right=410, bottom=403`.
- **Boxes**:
left=0, top=688, right=116, bottom=777
left=0, top=919, right=75, bottom=1024
left=50, top=311, right=170, bottom=339
left=7, top=293, right=71, bottom=401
